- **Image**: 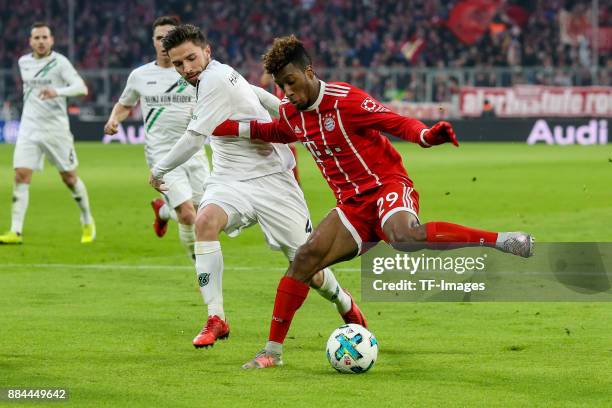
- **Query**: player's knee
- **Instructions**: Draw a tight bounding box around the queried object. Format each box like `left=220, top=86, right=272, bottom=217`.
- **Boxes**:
left=195, top=211, right=224, bottom=239
left=175, top=204, right=196, bottom=225
left=178, top=212, right=196, bottom=225
left=387, top=225, right=422, bottom=245
left=14, top=169, right=32, bottom=184
left=291, top=241, right=325, bottom=279
left=60, top=172, right=77, bottom=187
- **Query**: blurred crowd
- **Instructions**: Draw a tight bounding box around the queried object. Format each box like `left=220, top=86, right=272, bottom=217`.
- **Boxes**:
left=0, top=0, right=610, bottom=114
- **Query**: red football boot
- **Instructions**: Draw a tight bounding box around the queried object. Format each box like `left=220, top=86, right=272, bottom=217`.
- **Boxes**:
left=193, top=315, right=230, bottom=348
left=150, top=198, right=168, bottom=238
left=341, top=289, right=368, bottom=329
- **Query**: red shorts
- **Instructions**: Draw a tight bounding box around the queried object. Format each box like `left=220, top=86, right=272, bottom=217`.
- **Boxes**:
left=335, top=177, right=420, bottom=254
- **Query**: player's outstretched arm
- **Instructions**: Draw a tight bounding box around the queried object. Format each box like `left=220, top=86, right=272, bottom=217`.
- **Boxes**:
left=211, top=119, right=298, bottom=144
left=104, top=103, right=132, bottom=135
left=421, top=121, right=459, bottom=147
left=250, top=85, right=281, bottom=117
left=344, top=87, right=458, bottom=148
left=151, top=129, right=208, bottom=183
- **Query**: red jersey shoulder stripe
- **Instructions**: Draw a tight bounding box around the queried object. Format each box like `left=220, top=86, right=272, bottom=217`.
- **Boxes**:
left=325, top=83, right=350, bottom=98
left=326, top=83, right=351, bottom=91
left=324, top=91, right=348, bottom=98
left=324, top=85, right=349, bottom=97
left=325, top=89, right=349, bottom=94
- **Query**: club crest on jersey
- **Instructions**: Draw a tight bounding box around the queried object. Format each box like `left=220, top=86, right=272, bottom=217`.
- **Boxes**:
left=361, top=97, right=389, bottom=113
left=324, top=114, right=336, bottom=132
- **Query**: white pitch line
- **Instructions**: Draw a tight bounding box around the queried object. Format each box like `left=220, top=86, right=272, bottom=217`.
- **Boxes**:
left=0, top=263, right=361, bottom=272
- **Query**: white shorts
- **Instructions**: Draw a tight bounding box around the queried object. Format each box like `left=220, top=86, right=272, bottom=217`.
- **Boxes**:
left=13, top=130, right=78, bottom=172
left=199, top=171, right=311, bottom=261
left=158, top=152, right=210, bottom=208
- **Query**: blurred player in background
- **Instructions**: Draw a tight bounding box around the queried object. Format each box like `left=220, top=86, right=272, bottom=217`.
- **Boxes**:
left=0, top=22, right=93, bottom=244
left=149, top=25, right=366, bottom=349
left=215, top=35, right=535, bottom=369
left=104, top=16, right=209, bottom=260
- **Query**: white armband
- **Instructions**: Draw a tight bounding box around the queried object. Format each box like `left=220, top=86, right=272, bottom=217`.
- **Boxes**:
left=238, top=122, right=251, bottom=139
left=419, top=128, right=431, bottom=147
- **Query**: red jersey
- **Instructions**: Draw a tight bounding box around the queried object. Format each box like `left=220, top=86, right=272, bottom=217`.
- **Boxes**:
left=250, top=81, right=428, bottom=203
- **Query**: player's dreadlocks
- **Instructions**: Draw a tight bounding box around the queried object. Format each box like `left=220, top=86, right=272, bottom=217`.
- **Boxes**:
left=162, top=24, right=207, bottom=52
left=262, top=35, right=312, bottom=76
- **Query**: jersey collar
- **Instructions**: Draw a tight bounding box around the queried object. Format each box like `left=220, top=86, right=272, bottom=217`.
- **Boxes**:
left=198, top=59, right=218, bottom=79
left=32, top=50, right=54, bottom=60
left=305, top=80, right=325, bottom=111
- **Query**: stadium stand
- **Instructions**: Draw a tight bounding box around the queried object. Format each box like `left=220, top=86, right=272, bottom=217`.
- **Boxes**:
left=0, top=0, right=609, bottom=116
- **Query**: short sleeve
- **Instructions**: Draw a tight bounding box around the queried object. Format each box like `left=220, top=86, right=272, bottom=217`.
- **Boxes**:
left=118, top=71, right=140, bottom=107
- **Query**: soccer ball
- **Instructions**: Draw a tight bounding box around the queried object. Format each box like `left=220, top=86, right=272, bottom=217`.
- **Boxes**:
left=326, top=324, right=378, bottom=373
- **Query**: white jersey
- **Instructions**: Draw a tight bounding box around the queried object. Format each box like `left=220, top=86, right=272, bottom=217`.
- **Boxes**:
left=187, top=60, right=294, bottom=181
left=18, top=51, right=87, bottom=134
left=119, top=62, right=197, bottom=165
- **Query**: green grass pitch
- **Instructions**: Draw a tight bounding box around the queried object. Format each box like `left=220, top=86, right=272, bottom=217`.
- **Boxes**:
left=1, top=142, right=611, bottom=407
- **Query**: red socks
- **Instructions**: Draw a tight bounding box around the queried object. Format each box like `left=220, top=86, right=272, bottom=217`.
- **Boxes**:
left=266, top=226, right=496, bottom=345
left=268, top=276, right=310, bottom=344
left=425, top=222, right=498, bottom=247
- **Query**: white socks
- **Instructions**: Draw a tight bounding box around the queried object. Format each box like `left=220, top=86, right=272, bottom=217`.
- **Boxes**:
left=159, top=202, right=178, bottom=222
left=194, top=241, right=225, bottom=320
left=69, top=177, right=93, bottom=225
left=178, top=223, right=196, bottom=261
left=10, top=183, right=29, bottom=234
left=10, top=178, right=92, bottom=234
left=315, top=268, right=352, bottom=314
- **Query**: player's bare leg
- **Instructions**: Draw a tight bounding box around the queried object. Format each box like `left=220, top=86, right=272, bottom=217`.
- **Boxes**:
left=14, top=168, right=32, bottom=184
left=0, top=168, right=32, bottom=244
left=382, top=211, right=534, bottom=257
left=174, top=200, right=197, bottom=261
left=295, top=264, right=357, bottom=328
left=288, top=213, right=368, bottom=325
left=243, top=210, right=364, bottom=369
left=60, top=170, right=95, bottom=243
left=288, top=211, right=359, bottom=282
left=192, top=203, right=230, bottom=348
